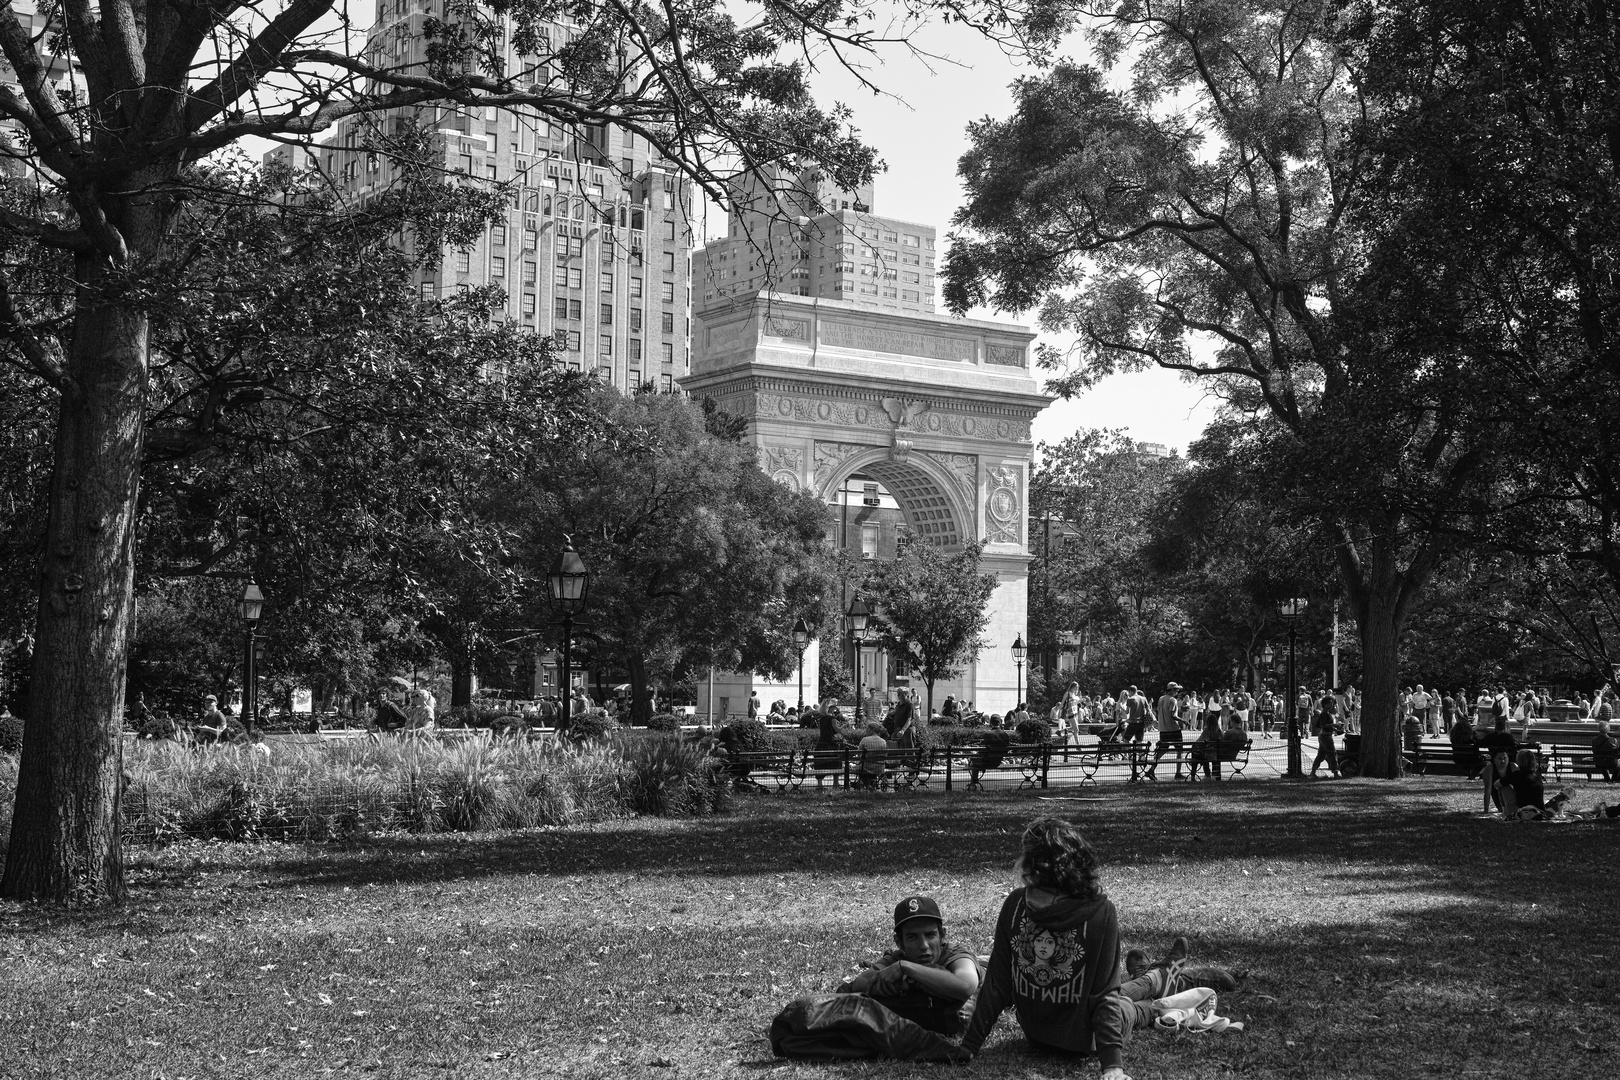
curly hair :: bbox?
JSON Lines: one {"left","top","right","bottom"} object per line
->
{"left": 1017, "top": 816, "right": 1103, "bottom": 900}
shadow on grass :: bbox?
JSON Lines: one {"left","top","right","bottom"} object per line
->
{"left": 118, "top": 777, "right": 1619, "bottom": 910}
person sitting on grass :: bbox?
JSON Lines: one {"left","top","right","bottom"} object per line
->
{"left": 837, "top": 896, "right": 981, "bottom": 1036}
{"left": 1498, "top": 749, "right": 1573, "bottom": 820}
{"left": 960, "top": 817, "right": 1244, "bottom": 1077}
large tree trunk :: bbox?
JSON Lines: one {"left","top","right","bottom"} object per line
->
{"left": 626, "top": 651, "right": 653, "bottom": 726}
{"left": 1339, "top": 532, "right": 1423, "bottom": 780}
{"left": 2, "top": 283, "right": 148, "bottom": 905}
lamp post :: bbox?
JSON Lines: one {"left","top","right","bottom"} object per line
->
{"left": 847, "top": 595, "right": 870, "bottom": 721}
{"left": 1280, "top": 598, "right": 1308, "bottom": 777}
{"left": 238, "top": 580, "right": 264, "bottom": 731}
{"left": 1012, "top": 634, "right": 1026, "bottom": 711}
{"left": 548, "top": 540, "right": 590, "bottom": 736}
{"left": 792, "top": 618, "right": 813, "bottom": 711}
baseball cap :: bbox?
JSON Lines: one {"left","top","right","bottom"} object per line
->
{"left": 893, "top": 895, "right": 943, "bottom": 930}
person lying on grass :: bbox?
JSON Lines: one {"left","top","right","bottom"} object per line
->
{"left": 837, "top": 896, "right": 981, "bottom": 1036}
{"left": 959, "top": 816, "right": 1243, "bottom": 1079}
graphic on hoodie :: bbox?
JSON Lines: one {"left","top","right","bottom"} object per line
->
{"left": 1010, "top": 911, "right": 1086, "bottom": 1002}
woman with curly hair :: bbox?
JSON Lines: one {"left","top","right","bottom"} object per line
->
{"left": 959, "top": 816, "right": 1237, "bottom": 1079}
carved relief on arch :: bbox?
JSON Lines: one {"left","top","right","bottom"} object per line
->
{"left": 760, "top": 444, "right": 804, "bottom": 492}
{"left": 986, "top": 465, "right": 1022, "bottom": 545}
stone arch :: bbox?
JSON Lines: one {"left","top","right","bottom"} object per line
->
{"left": 815, "top": 445, "right": 975, "bottom": 547}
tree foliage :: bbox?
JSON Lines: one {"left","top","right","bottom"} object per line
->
{"left": 943, "top": 0, "right": 1511, "bottom": 776}
{"left": 521, "top": 389, "right": 838, "bottom": 724}
{"left": 863, "top": 533, "right": 999, "bottom": 717}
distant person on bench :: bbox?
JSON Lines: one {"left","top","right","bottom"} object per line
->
{"left": 1593, "top": 720, "right": 1619, "bottom": 783}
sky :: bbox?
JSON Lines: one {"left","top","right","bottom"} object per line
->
{"left": 701, "top": 16, "right": 1219, "bottom": 456}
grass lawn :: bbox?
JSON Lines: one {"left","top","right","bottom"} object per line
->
{"left": 3, "top": 777, "right": 1618, "bottom": 1079}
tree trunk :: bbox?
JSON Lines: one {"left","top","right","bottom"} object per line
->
{"left": 627, "top": 652, "right": 653, "bottom": 726}
{"left": 2, "top": 286, "right": 148, "bottom": 906}
{"left": 450, "top": 656, "right": 475, "bottom": 709}
{"left": 1344, "top": 540, "right": 1410, "bottom": 780}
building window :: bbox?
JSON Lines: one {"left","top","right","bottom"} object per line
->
{"left": 492, "top": 224, "right": 507, "bottom": 246}
{"left": 568, "top": 267, "right": 583, "bottom": 289}
{"left": 660, "top": 373, "right": 674, "bottom": 392}
{"left": 629, "top": 338, "right": 642, "bottom": 360}
{"left": 567, "top": 330, "right": 581, "bottom": 351}
{"left": 835, "top": 260, "right": 854, "bottom": 273}
{"left": 420, "top": 281, "right": 435, "bottom": 299}
{"left": 569, "top": 298, "right": 581, "bottom": 319}
{"left": 599, "top": 271, "right": 614, "bottom": 292}
{"left": 455, "top": 249, "right": 471, "bottom": 273}
{"left": 600, "top": 302, "right": 613, "bottom": 325}
{"left": 630, "top": 309, "right": 642, "bottom": 332}
{"left": 660, "top": 281, "right": 674, "bottom": 302}
{"left": 523, "top": 260, "right": 537, "bottom": 283}
{"left": 628, "top": 368, "right": 641, "bottom": 387}
{"left": 883, "top": 231, "right": 897, "bottom": 243}
{"left": 903, "top": 252, "right": 921, "bottom": 266}
{"left": 861, "top": 522, "right": 879, "bottom": 560}
{"left": 554, "top": 295, "right": 569, "bottom": 319}
{"left": 522, "top": 292, "right": 536, "bottom": 314}
{"left": 661, "top": 342, "right": 673, "bottom": 364}
{"left": 664, "top": 219, "right": 676, "bottom": 240}
{"left": 903, "top": 272, "right": 919, "bottom": 284}
{"left": 491, "top": 256, "right": 505, "bottom": 277}
{"left": 630, "top": 276, "right": 643, "bottom": 297}
{"left": 903, "top": 234, "right": 920, "bottom": 247}
{"left": 598, "top": 334, "right": 613, "bottom": 356}
{"left": 660, "top": 310, "right": 674, "bottom": 334}
{"left": 662, "top": 251, "right": 675, "bottom": 272}
{"left": 902, "top": 289, "right": 919, "bottom": 302}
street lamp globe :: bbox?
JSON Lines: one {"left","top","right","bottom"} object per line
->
{"left": 548, "top": 541, "right": 590, "bottom": 614}
{"left": 1261, "top": 643, "right": 1275, "bottom": 667}
{"left": 792, "top": 618, "right": 811, "bottom": 650}
{"left": 1011, "top": 635, "right": 1027, "bottom": 663}
{"left": 238, "top": 580, "right": 264, "bottom": 623}
{"left": 846, "top": 595, "right": 870, "bottom": 635}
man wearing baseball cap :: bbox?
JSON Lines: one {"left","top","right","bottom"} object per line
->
{"left": 837, "top": 895, "right": 982, "bottom": 1036}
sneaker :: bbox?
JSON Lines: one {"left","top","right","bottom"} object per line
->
{"left": 1125, "top": 948, "right": 1149, "bottom": 979}
{"left": 1154, "top": 936, "right": 1189, "bottom": 971}
{"left": 1179, "top": 965, "right": 1240, "bottom": 993}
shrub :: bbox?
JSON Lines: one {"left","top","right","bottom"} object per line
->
{"left": 1016, "top": 716, "right": 1055, "bottom": 743}
{"left": 723, "top": 718, "right": 770, "bottom": 753}
{"left": 0, "top": 714, "right": 23, "bottom": 755}
{"left": 489, "top": 714, "right": 529, "bottom": 739}
{"left": 645, "top": 712, "right": 682, "bottom": 733}
{"left": 568, "top": 708, "right": 618, "bottom": 742}
{"left": 621, "top": 735, "right": 732, "bottom": 817}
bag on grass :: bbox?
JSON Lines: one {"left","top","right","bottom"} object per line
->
{"left": 769, "top": 993, "right": 970, "bottom": 1062}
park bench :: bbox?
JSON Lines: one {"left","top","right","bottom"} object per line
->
{"left": 933, "top": 742, "right": 1048, "bottom": 790}
{"left": 1402, "top": 740, "right": 1465, "bottom": 776}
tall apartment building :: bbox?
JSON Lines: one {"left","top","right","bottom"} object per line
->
{"left": 692, "top": 164, "right": 938, "bottom": 315}
{"left": 265, "top": 1, "right": 696, "bottom": 391}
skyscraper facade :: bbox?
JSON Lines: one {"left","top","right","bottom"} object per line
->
{"left": 265, "top": 2, "right": 697, "bottom": 391}
{"left": 692, "top": 164, "right": 939, "bottom": 315}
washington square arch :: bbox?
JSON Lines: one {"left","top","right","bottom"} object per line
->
{"left": 682, "top": 291, "right": 1050, "bottom": 719}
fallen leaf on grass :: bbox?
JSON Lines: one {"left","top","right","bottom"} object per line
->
{"left": 649, "top": 1057, "right": 676, "bottom": 1068}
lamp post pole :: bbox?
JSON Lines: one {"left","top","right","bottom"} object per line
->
{"left": 238, "top": 581, "right": 264, "bottom": 732}
{"left": 792, "top": 618, "right": 812, "bottom": 712}
{"left": 1012, "top": 634, "right": 1026, "bottom": 712}
{"left": 847, "top": 596, "right": 870, "bottom": 722}
{"left": 1280, "top": 598, "right": 1308, "bottom": 777}
{"left": 548, "top": 541, "right": 590, "bottom": 737}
